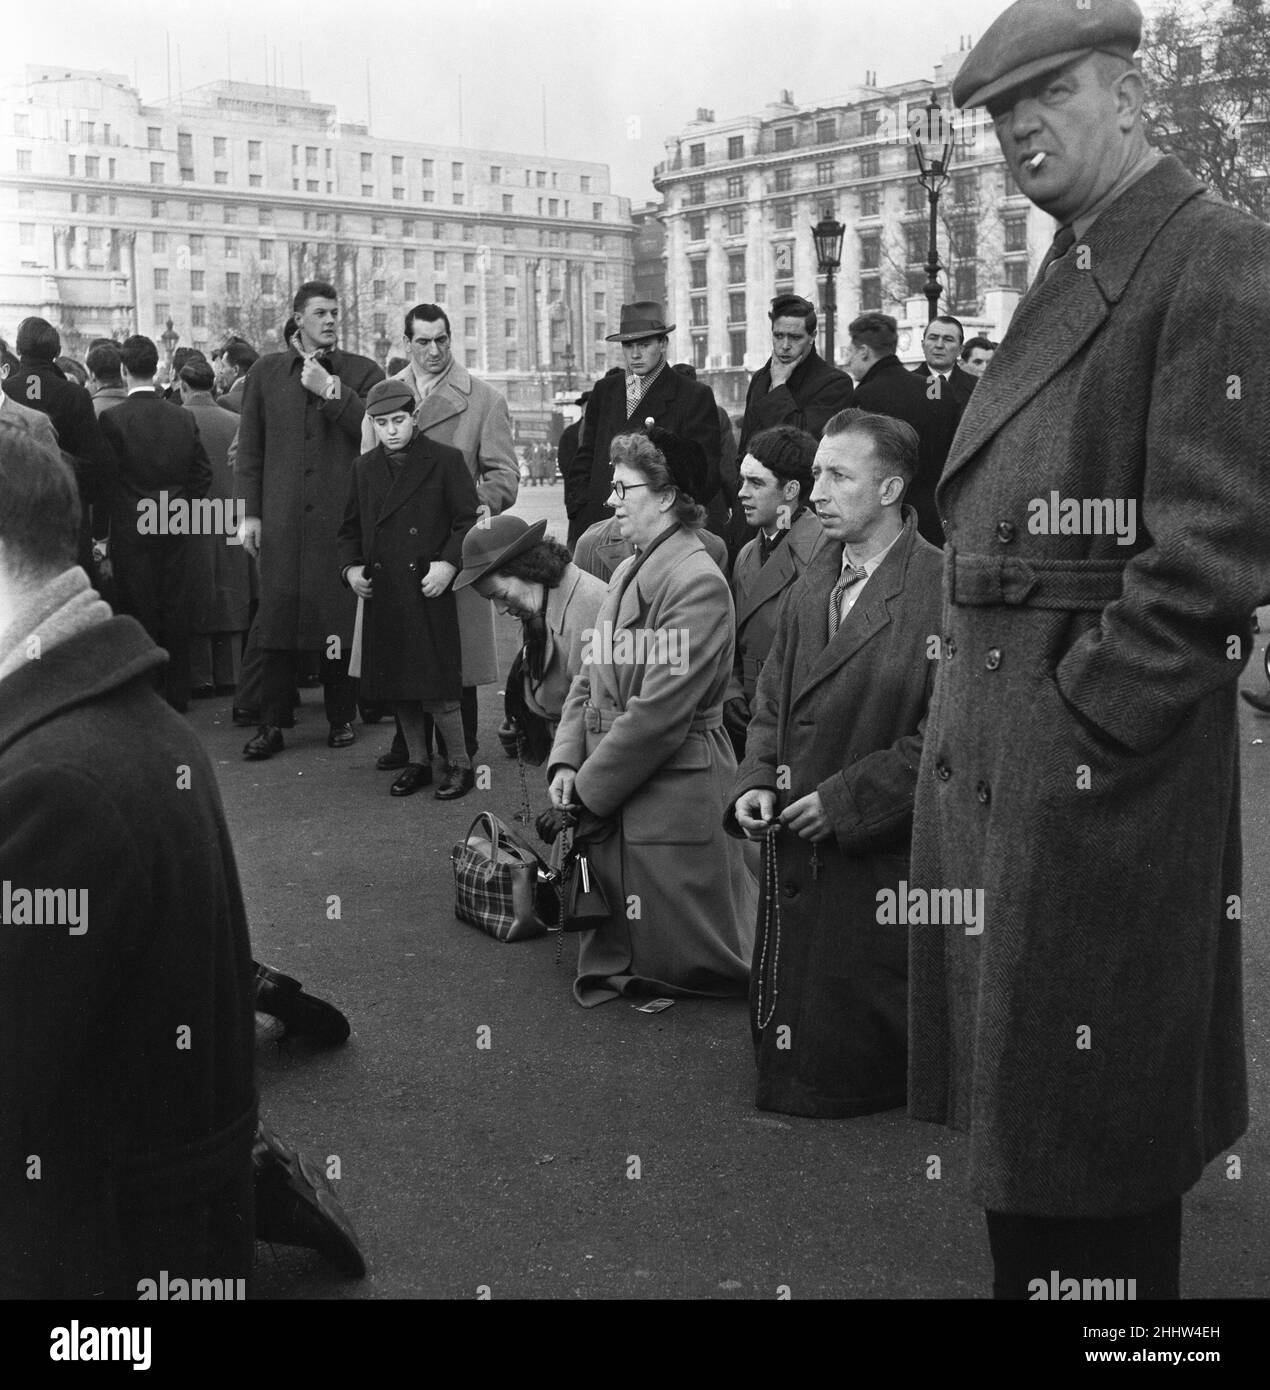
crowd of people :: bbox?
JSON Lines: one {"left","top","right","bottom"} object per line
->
{"left": 2, "top": 0, "right": 1268, "bottom": 1303}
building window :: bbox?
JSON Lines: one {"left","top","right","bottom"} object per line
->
{"left": 1003, "top": 259, "right": 1029, "bottom": 291}
{"left": 905, "top": 224, "right": 927, "bottom": 263}
{"left": 13, "top": 113, "right": 29, "bottom": 137}
{"left": 729, "top": 330, "right": 747, "bottom": 367}
{"left": 774, "top": 126, "right": 795, "bottom": 151}
{"left": 373, "top": 280, "right": 386, "bottom": 299}
{"left": 728, "top": 292, "right": 746, "bottom": 324}
{"left": 773, "top": 203, "right": 792, "bottom": 230}
{"left": 190, "top": 270, "right": 205, "bottom": 291}
{"left": 214, "top": 171, "right": 229, "bottom": 185}
{"left": 260, "top": 239, "right": 273, "bottom": 259}
{"left": 594, "top": 265, "right": 605, "bottom": 280}
{"left": 907, "top": 182, "right": 926, "bottom": 213}
{"left": 728, "top": 250, "right": 746, "bottom": 283}
{"left": 190, "top": 305, "right": 206, "bottom": 327}
{"left": 154, "top": 269, "right": 169, "bottom": 290}
{"left": 150, "top": 162, "right": 165, "bottom": 184}
{"left": 180, "top": 167, "right": 195, "bottom": 182}
{"left": 860, "top": 186, "right": 880, "bottom": 218}
{"left": 463, "top": 224, "right": 475, "bottom": 241}
{"left": 404, "top": 281, "right": 416, "bottom": 299}
{"left": 727, "top": 135, "right": 745, "bottom": 160}
{"left": 536, "top": 170, "right": 547, "bottom": 188}
{"left": 592, "top": 202, "right": 603, "bottom": 220}
{"left": 956, "top": 265, "right": 978, "bottom": 308}
{"left": 503, "top": 194, "right": 514, "bottom": 213}
{"left": 209, "top": 136, "right": 226, "bottom": 159}
{"left": 464, "top": 286, "right": 477, "bottom": 306}
{"left": 372, "top": 247, "right": 385, "bottom": 269}
{"left": 952, "top": 172, "right": 977, "bottom": 206}
{"left": 689, "top": 258, "right": 708, "bottom": 289}
{"left": 361, "top": 153, "right": 373, "bottom": 173}
{"left": 1003, "top": 215, "right": 1028, "bottom": 253}
{"left": 83, "top": 156, "right": 100, "bottom": 179}
{"left": 188, "top": 203, "right": 203, "bottom": 221}
{"left": 154, "top": 303, "right": 170, "bottom": 324}
{"left": 465, "top": 350, "right": 477, "bottom": 367}
{"left": 860, "top": 151, "right": 879, "bottom": 178}
{"left": 816, "top": 117, "right": 837, "bottom": 144}
{"left": 689, "top": 142, "right": 706, "bottom": 167}
{"left": 86, "top": 195, "right": 102, "bottom": 214}
{"left": 860, "top": 276, "right": 882, "bottom": 311}
{"left": 435, "top": 282, "right": 447, "bottom": 300}
{"left": 504, "top": 257, "right": 516, "bottom": 274}
{"left": 504, "top": 349, "right": 517, "bottom": 371}
{"left": 391, "top": 155, "right": 403, "bottom": 176}
{"left": 19, "top": 223, "right": 35, "bottom": 246}
{"left": 503, "top": 287, "right": 516, "bottom": 309}
{"left": 225, "top": 272, "right": 240, "bottom": 296}
{"left": 692, "top": 335, "right": 708, "bottom": 369}
{"left": 691, "top": 296, "right": 708, "bottom": 327}
{"left": 548, "top": 198, "right": 558, "bottom": 216}
{"left": 774, "top": 167, "right": 793, "bottom": 193}
{"left": 421, "top": 159, "right": 434, "bottom": 177}
{"left": 580, "top": 174, "right": 592, "bottom": 192}
{"left": 225, "top": 237, "right": 238, "bottom": 258}
{"left": 465, "top": 317, "right": 477, "bottom": 337}
{"left": 68, "top": 154, "right": 77, "bottom": 177}
{"left": 362, "top": 185, "right": 374, "bottom": 197}
{"left": 151, "top": 200, "right": 167, "bottom": 218}
{"left": 726, "top": 174, "right": 745, "bottom": 199}
{"left": 954, "top": 220, "right": 978, "bottom": 258}
{"left": 402, "top": 249, "right": 416, "bottom": 270}
{"left": 261, "top": 274, "right": 275, "bottom": 295}
{"left": 452, "top": 161, "right": 464, "bottom": 180}
{"left": 434, "top": 251, "right": 447, "bottom": 271}
{"left": 148, "top": 127, "right": 163, "bottom": 149}
{"left": 726, "top": 207, "right": 746, "bottom": 236}
{"left": 258, "top": 206, "right": 273, "bottom": 225}
{"left": 461, "top": 253, "right": 475, "bottom": 272}
{"left": 17, "top": 188, "right": 32, "bottom": 208}
{"left": 223, "top": 205, "right": 237, "bottom": 224}
{"left": 687, "top": 214, "right": 706, "bottom": 241}
{"left": 686, "top": 180, "right": 707, "bottom": 206}
{"left": 816, "top": 160, "right": 834, "bottom": 186}
{"left": 247, "top": 140, "right": 261, "bottom": 162}
{"left": 859, "top": 231, "right": 880, "bottom": 270}
{"left": 189, "top": 234, "right": 204, "bottom": 254}
{"left": 403, "top": 220, "right": 415, "bottom": 238}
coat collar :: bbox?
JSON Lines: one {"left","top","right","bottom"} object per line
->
{"left": 940, "top": 156, "right": 1206, "bottom": 493}
{"left": 792, "top": 508, "right": 920, "bottom": 704}
{"left": 545, "top": 563, "right": 586, "bottom": 637}
{"left": 858, "top": 354, "right": 906, "bottom": 387}
{"left": 367, "top": 434, "right": 442, "bottom": 530}
{"left": 0, "top": 616, "right": 163, "bottom": 756}
{"left": 735, "top": 507, "right": 825, "bottom": 628}
{"left": 613, "top": 524, "right": 704, "bottom": 631}
{"left": 398, "top": 360, "right": 476, "bottom": 432}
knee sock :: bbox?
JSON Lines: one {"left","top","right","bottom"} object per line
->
{"left": 425, "top": 702, "right": 470, "bottom": 770}
{"left": 395, "top": 702, "right": 430, "bottom": 765}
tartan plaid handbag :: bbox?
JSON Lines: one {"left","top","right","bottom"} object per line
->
{"left": 451, "top": 810, "right": 558, "bottom": 943}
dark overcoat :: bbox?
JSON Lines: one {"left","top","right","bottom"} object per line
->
{"left": 737, "top": 348, "right": 856, "bottom": 455}
{"left": 565, "top": 367, "right": 722, "bottom": 541}
{"left": 726, "top": 511, "right": 943, "bottom": 1117}
{"left": 853, "top": 355, "right": 946, "bottom": 546}
{"left": 909, "top": 157, "right": 1270, "bottom": 1216}
{"left": 234, "top": 347, "right": 382, "bottom": 650}
{"left": 0, "top": 614, "right": 256, "bottom": 1297}
{"left": 336, "top": 431, "right": 479, "bottom": 703}
{"left": 183, "top": 392, "right": 251, "bottom": 634}
{"left": 550, "top": 525, "right": 756, "bottom": 1006}
{"left": 727, "top": 506, "right": 828, "bottom": 704}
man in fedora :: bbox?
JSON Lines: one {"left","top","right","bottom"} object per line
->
{"left": 564, "top": 301, "right": 720, "bottom": 547}
{"left": 907, "top": 0, "right": 1270, "bottom": 1299}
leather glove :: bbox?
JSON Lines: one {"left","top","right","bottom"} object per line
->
{"left": 536, "top": 804, "right": 577, "bottom": 845}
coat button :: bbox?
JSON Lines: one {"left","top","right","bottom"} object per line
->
{"left": 782, "top": 882, "right": 800, "bottom": 900}
{"left": 935, "top": 759, "right": 952, "bottom": 781}
{"left": 409, "top": 526, "right": 418, "bottom": 535}
{"left": 373, "top": 562, "right": 382, "bottom": 570}
{"left": 408, "top": 561, "right": 417, "bottom": 571}
{"left": 985, "top": 648, "right": 1002, "bottom": 670}
{"left": 975, "top": 780, "right": 991, "bottom": 805}
{"left": 996, "top": 520, "right": 1015, "bottom": 543}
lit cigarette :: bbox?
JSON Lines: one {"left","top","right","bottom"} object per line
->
{"left": 1027, "top": 152, "right": 1047, "bottom": 171}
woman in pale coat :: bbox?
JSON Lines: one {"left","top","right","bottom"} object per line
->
{"left": 548, "top": 429, "right": 755, "bottom": 1007}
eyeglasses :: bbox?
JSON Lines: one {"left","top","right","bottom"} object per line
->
{"left": 610, "top": 481, "right": 653, "bottom": 501}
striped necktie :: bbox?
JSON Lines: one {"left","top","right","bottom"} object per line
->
{"left": 1033, "top": 224, "right": 1076, "bottom": 286}
{"left": 828, "top": 564, "right": 868, "bottom": 638}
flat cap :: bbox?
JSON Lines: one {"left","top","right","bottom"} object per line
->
{"left": 953, "top": 0, "right": 1143, "bottom": 110}
{"left": 365, "top": 378, "right": 416, "bottom": 416}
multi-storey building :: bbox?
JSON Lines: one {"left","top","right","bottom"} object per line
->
{"left": 0, "top": 65, "right": 635, "bottom": 431}
{"left": 654, "top": 49, "right": 1052, "bottom": 410}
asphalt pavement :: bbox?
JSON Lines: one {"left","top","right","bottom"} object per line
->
{"left": 199, "top": 483, "right": 1269, "bottom": 1299}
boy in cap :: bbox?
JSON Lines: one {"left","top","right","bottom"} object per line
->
{"left": 337, "top": 379, "right": 480, "bottom": 799}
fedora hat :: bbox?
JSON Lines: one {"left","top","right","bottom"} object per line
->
{"left": 605, "top": 301, "right": 676, "bottom": 343}
{"left": 452, "top": 515, "right": 549, "bottom": 591}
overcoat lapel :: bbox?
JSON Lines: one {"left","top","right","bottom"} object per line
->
{"left": 736, "top": 538, "right": 795, "bottom": 628}
{"left": 368, "top": 442, "right": 440, "bottom": 534}
{"left": 413, "top": 367, "right": 470, "bottom": 433}
{"left": 940, "top": 159, "right": 1207, "bottom": 493}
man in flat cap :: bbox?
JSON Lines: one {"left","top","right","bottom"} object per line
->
{"left": 908, "top": 0, "right": 1270, "bottom": 1298}
{"left": 564, "top": 301, "right": 720, "bottom": 547}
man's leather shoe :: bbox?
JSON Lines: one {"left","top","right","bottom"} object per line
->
{"left": 233, "top": 706, "right": 260, "bottom": 727}
{"left": 390, "top": 763, "right": 433, "bottom": 797}
{"left": 244, "top": 725, "right": 284, "bottom": 759}
{"left": 253, "top": 1122, "right": 366, "bottom": 1278}
{"left": 376, "top": 732, "right": 409, "bottom": 770}
{"left": 327, "top": 722, "right": 356, "bottom": 748}
{"left": 435, "top": 764, "right": 475, "bottom": 800}
{"left": 254, "top": 962, "right": 350, "bottom": 1046}
{"left": 1241, "top": 688, "right": 1270, "bottom": 714}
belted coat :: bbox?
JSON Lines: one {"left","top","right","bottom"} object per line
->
{"left": 359, "top": 361, "right": 519, "bottom": 686}
{"left": 549, "top": 524, "right": 756, "bottom": 1007}
{"left": 909, "top": 157, "right": 1270, "bottom": 1216}
{"left": 336, "top": 432, "right": 479, "bottom": 703}
{"left": 234, "top": 347, "right": 383, "bottom": 651}
{"left": 725, "top": 511, "right": 943, "bottom": 1117}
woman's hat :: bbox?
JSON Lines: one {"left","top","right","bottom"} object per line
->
{"left": 646, "top": 422, "right": 708, "bottom": 504}
{"left": 453, "top": 515, "right": 549, "bottom": 591}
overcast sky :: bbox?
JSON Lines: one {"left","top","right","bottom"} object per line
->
{"left": 8, "top": 0, "right": 1162, "bottom": 203}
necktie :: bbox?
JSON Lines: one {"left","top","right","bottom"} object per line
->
{"left": 828, "top": 564, "right": 868, "bottom": 638}
{"left": 1034, "top": 224, "right": 1076, "bottom": 286}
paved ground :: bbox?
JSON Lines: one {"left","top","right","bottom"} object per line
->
{"left": 202, "top": 485, "right": 1269, "bottom": 1299}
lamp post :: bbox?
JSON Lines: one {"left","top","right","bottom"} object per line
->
{"left": 160, "top": 317, "right": 180, "bottom": 380}
{"left": 910, "top": 91, "right": 956, "bottom": 326}
{"left": 810, "top": 208, "right": 846, "bottom": 366}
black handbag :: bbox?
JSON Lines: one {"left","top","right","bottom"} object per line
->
{"left": 557, "top": 827, "right": 612, "bottom": 933}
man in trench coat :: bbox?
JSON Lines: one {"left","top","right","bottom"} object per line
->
{"left": 235, "top": 281, "right": 382, "bottom": 758}
{"left": 908, "top": 0, "right": 1270, "bottom": 1298}
{"left": 728, "top": 412, "right": 941, "bottom": 1117}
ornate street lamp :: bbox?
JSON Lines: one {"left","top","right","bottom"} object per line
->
{"left": 160, "top": 318, "right": 180, "bottom": 378}
{"left": 910, "top": 91, "right": 957, "bottom": 326}
{"left": 810, "top": 208, "right": 846, "bottom": 366}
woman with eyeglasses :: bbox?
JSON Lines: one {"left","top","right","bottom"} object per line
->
{"left": 547, "top": 428, "right": 756, "bottom": 1007}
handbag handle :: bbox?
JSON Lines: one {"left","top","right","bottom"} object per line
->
{"left": 464, "top": 809, "right": 553, "bottom": 879}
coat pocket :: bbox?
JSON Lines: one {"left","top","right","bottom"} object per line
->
{"left": 621, "top": 733, "right": 716, "bottom": 845}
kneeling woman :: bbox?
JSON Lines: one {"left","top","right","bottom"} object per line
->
{"left": 548, "top": 429, "right": 756, "bottom": 1007}
{"left": 337, "top": 379, "right": 480, "bottom": 799}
